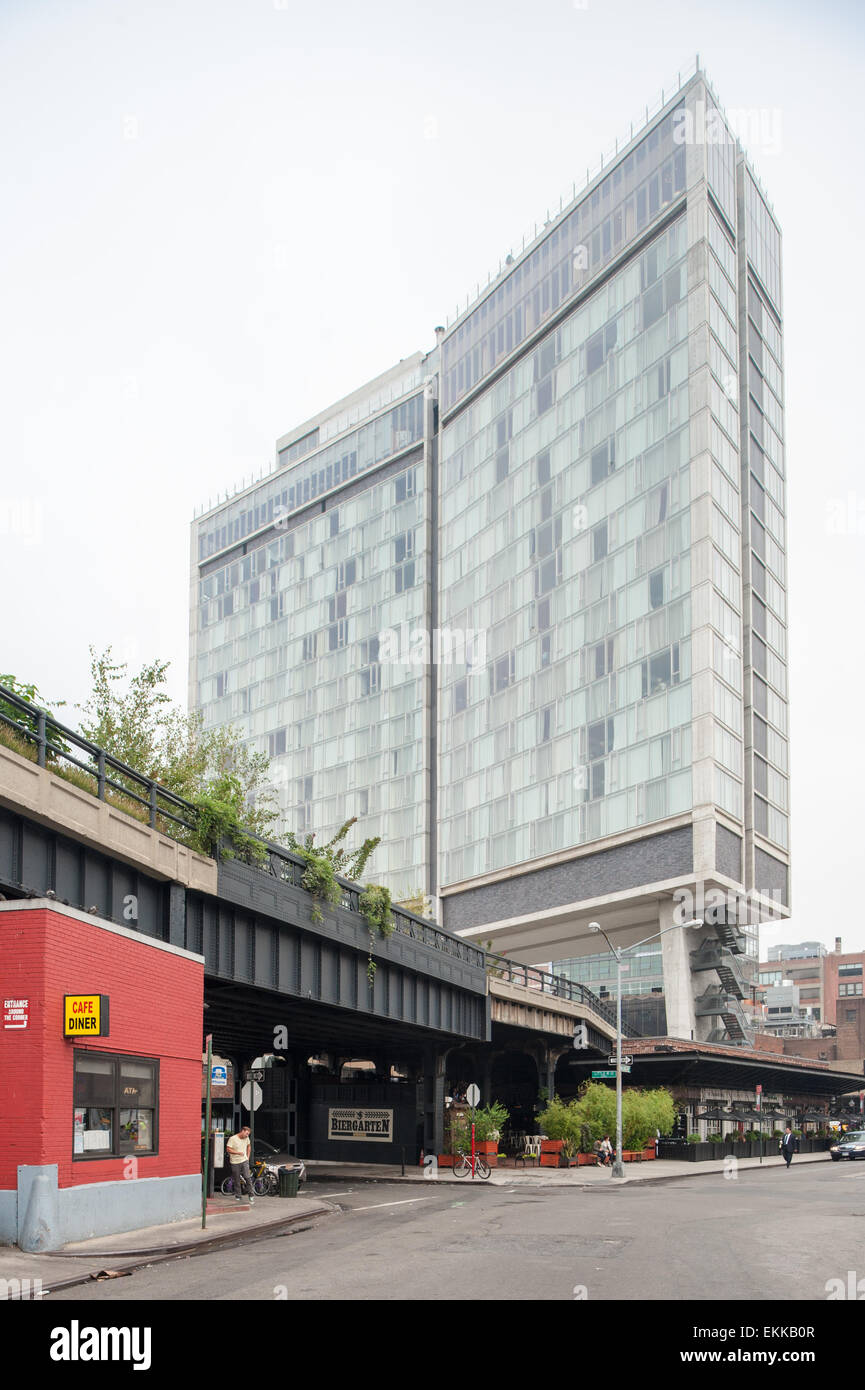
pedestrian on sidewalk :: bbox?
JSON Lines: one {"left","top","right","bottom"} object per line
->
{"left": 226, "top": 1125, "right": 255, "bottom": 1204}
{"left": 779, "top": 1125, "right": 797, "bottom": 1169}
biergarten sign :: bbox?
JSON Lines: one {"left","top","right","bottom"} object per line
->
{"left": 328, "top": 1108, "right": 393, "bottom": 1142}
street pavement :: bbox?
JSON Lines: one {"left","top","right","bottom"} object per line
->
{"left": 34, "top": 1157, "right": 865, "bottom": 1303}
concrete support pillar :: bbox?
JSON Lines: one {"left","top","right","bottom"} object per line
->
{"left": 422, "top": 1047, "right": 449, "bottom": 1157}
{"left": 660, "top": 897, "right": 698, "bottom": 1040}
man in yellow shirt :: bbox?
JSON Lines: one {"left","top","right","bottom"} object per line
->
{"left": 226, "top": 1126, "right": 254, "bottom": 1204}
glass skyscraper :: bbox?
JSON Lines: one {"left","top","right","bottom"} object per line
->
{"left": 190, "top": 65, "right": 789, "bottom": 1043}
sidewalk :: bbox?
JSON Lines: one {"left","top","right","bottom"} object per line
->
{"left": 302, "top": 1150, "right": 832, "bottom": 1187}
{"left": 0, "top": 1192, "right": 334, "bottom": 1298}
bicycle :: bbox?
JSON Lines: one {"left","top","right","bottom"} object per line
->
{"left": 220, "top": 1158, "right": 278, "bottom": 1197}
{"left": 453, "top": 1148, "right": 491, "bottom": 1180}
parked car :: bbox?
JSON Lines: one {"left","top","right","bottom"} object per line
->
{"left": 253, "top": 1137, "right": 307, "bottom": 1183}
{"left": 829, "top": 1130, "right": 865, "bottom": 1161}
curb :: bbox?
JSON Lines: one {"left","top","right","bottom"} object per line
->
{"left": 305, "top": 1154, "right": 832, "bottom": 1189}
{"left": 12, "top": 1204, "right": 336, "bottom": 1299}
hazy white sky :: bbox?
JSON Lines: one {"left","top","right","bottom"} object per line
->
{"left": 1, "top": 0, "right": 863, "bottom": 952}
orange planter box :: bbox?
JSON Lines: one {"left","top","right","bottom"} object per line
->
{"left": 540, "top": 1140, "right": 563, "bottom": 1153}
{"left": 437, "top": 1154, "right": 454, "bottom": 1168}
{"left": 474, "top": 1141, "right": 498, "bottom": 1167}
{"left": 540, "top": 1153, "right": 562, "bottom": 1167}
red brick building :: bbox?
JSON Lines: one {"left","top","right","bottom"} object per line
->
{"left": 0, "top": 899, "right": 204, "bottom": 1251}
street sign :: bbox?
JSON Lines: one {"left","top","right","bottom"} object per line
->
{"left": 244, "top": 1068, "right": 265, "bottom": 1083}
{"left": 211, "top": 1065, "right": 228, "bottom": 1086}
{"left": 592, "top": 1068, "right": 631, "bottom": 1078}
{"left": 3, "top": 998, "right": 28, "bottom": 1029}
{"left": 608, "top": 1056, "right": 632, "bottom": 1067}
{"left": 240, "top": 1081, "right": 263, "bottom": 1112}
{"left": 466, "top": 1083, "right": 480, "bottom": 1108}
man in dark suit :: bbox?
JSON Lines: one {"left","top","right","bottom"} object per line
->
{"left": 780, "top": 1125, "right": 797, "bottom": 1169}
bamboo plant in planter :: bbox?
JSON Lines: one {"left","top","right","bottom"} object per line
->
{"left": 452, "top": 1101, "right": 509, "bottom": 1167}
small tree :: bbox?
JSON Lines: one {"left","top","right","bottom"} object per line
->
{"left": 77, "top": 647, "right": 278, "bottom": 852}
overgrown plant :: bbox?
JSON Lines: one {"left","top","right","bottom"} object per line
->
{"left": 281, "top": 818, "right": 381, "bottom": 882}
{"left": 192, "top": 774, "right": 268, "bottom": 863}
{"left": 77, "top": 647, "right": 278, "bottom": 849}
{"left": 359, "top": 884, "right": 394, "bottom": 986}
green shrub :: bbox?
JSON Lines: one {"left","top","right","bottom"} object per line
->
{"left": 453, "top": 1101, "right": 510, "bottom": 1149}
{"left": 686, "top": 1133, "right": 702, "bottom": 1144}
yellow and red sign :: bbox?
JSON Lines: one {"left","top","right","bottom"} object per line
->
{"left": 63, "top": 994, "right": 110, "bottom": 1037}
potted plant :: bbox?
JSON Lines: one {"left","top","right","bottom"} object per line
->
{"left": 536, "top": 1096, "right": 575, "bottom": 1165}
{"left": 454, "top": 1102, "right": 508, "bottom": 1167}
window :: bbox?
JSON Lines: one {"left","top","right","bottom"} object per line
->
{"left": 268, "top": 728, "right": 287, "bottom": 757}
{"left": 591, "top": 438, "right": 615, "bottom": 487}
{"left": 649, "top": 568, "right": 665, "bottom": 610}
{"left": 592, "top": 521, "right": 608, "bottom": 562}
{"left": 395, "top": 469, "right": 416, "bottom": 503}
{"left": 337, "top": 558, "right": 356, "bottom": 588}
{"left": 540, "top": 705, "right": 553, "bottom": 742}
{"left": 641, "top": 645, "right": 679, "bottom": 696}
{"left": 394, "top": 532, "right": 415, "bottom": 564}
{"left": 74, "top": 1052, "right": 158, "bottom": 1158}
{"left": 490, "top": 653, "right": 515, "bottom": 694}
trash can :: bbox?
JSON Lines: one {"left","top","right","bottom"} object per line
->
{"left": 278, "top": 1166, "right": 300, "bottom": 1198}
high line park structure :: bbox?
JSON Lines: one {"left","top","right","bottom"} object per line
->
{"left": 191, "top": 62, "right": 790, "bottom": 1048}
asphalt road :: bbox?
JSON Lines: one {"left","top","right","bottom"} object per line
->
{"left": 46, "top": 1161, "right": 865, "bottom": 1303}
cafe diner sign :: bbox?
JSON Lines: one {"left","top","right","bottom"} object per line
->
{"left": 328, "top": 1108, "right": 393, "bottom": 1142}
{"left": 64, "top": 994, "right": 110, "bottom": 1037}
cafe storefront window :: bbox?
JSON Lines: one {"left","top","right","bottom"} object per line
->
{"left": 73, "top": 1052, "right": 159, "bottom": 1158}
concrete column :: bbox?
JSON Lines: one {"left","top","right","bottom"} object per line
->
{"left": 660, "top": 897, "right": 698, "bottom": 1040}
{"left": 422, "top": 1047, "right": 448, "bottom": 1157}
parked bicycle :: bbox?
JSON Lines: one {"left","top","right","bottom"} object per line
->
{"left": 453, "top": 1147, "right": 491, "bottom": 1180}
{"left": 220, "top": 1158, "right": 278, "bottom": 1197}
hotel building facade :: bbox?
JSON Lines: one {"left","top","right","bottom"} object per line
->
{"left": 190, "top": 65, "right": 790, "bottom": 1045}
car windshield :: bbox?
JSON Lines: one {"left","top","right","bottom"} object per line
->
{"left": 841, "top": 1132, "right": 865, "bottom": 1143}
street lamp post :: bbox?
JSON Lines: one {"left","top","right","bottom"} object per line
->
{"left": 589, "top": 916, "right": 703, "bottom": 1178}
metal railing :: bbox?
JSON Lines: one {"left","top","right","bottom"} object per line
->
{"left": 0, "top": 681, "right": 616, "bottom": 986}
{"left": 245, "top": 837, "right": 486, "bottom": 970}
{"left": 485, "top": 953, "right": 639, "bottom": 1036}
{"left": 0, "top": 683, "right": 198, "bottom": 839}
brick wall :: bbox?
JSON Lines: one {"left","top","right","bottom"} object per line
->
{"left": 0, "top": 905, "right": 203, "bottom": 1190}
